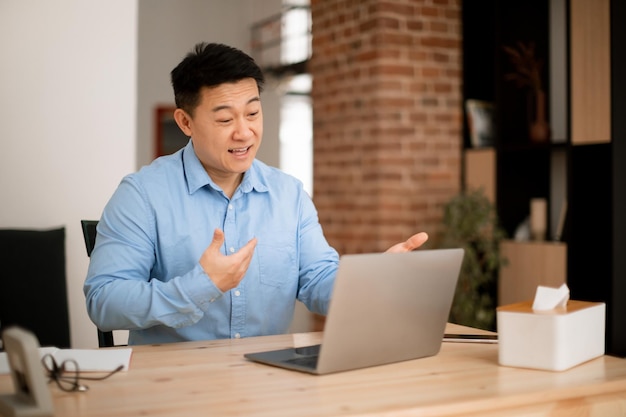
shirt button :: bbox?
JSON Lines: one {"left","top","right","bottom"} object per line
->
{"left": 234, "top": 290, "right": 241, "bottom": 297}
{"left": 228, "top": 204, "right": 234, "bottom": 210}
{"left": 229, "top": 247, "right": 235, "bottom": 253}
{"left": 234, "top": 333, "right": 241, "bottom": 339}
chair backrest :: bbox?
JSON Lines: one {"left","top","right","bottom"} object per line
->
{"left": 0, "top": 227, "right": 71, "bottom": 348}
{"left": 80, "top": 220, "right": 116, "bottom": 348}
{"left": 80, "top": 220, "right": 98, "bottom": 257}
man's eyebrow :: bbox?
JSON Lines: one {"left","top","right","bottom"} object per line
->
{"left": 211, "top": 96, "right": 261, "bottom": 113}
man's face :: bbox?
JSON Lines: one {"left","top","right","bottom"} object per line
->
{"left": 175, "top": 78, "right": 263, "bottom": 181}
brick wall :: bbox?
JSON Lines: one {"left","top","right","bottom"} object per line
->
{"left": 309, "top": 0, "right": 462, "bottom": 255}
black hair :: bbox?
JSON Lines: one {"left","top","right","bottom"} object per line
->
{"left": 170, "top": 42, "right": 265, "bottom": 116}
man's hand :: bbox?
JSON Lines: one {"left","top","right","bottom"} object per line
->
{"left": 385, "top": 232, "right": 428, "bottom": 253}
{"left": 199, "top": 229, "right": 257, "bottom": 292}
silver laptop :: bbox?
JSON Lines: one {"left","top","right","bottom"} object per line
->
{"left": 244, "top": 248, "right": 464, "bottom": 375}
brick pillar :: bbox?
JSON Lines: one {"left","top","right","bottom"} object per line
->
{"left": 309, "top": 0, "right": 462, "bottom": 255}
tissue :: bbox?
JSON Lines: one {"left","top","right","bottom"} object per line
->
{"left": 532, "top": 283, "right": 569, "bottom": 310}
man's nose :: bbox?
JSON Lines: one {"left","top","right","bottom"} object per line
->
{"left": 233, "top": 118, "right": 253, "bottom": 139}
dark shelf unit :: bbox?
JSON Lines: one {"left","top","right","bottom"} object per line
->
{"left": 610, "top": 0, "right": 626, "bottom": 357}
{"left": 462, "top": 0, "right": 626, "bottom": 357}
{"left": 463, "top": 0, "right": 556, "bottom": 237}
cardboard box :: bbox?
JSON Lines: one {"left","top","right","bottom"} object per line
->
{"left": 496, "top": 300, "right": 606, "bottom": 371}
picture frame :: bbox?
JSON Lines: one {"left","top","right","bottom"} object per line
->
{"left": 0, "top": 327, "right": 54, "bottom": 417}
{"left": 465, "top": 99, "right": 494, "bottom": 148}
{"left": 154, "top": 106, "right": 190, "bottom": 158}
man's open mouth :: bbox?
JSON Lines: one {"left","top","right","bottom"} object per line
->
{"left": 228, "top": 145, "right": 251, "bottom": 155}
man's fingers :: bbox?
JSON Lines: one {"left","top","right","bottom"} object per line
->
{"left": 241, "top": 237, "right": 258, "bottom": 257}
{"left": 208, "top": 228, "right": 225, "bottom": 251}
{"left": 405, "top": 232, "right": 428, "bottom": 250}
{"left": 385, "top": 232, "right": 429, "bottom": 253}
{"left": 199, "top": 231, "right": 258, "bottom": 292}
{"left": 231, "top": 237, "right": 257, "bottom": 265}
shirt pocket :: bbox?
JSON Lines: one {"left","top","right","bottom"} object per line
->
{"left": 256, "top": 234, "right": 297, "bottom": 287}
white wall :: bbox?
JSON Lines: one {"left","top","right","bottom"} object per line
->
{"left": 0, "top": 1, "right": 138, "bottom": 348}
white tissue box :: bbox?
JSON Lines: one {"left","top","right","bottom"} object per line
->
{"left": 496, "top": 300, "right": 606, "bottom": 371}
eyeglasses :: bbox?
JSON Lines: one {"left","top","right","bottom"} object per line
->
{"left": 41, "top": 353, "right": 124, "bottom": 392}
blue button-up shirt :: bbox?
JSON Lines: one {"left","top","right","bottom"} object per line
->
{"left": 84, "top": 141, "right": 339, "bottom": 345}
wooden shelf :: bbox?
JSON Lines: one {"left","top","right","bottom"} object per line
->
{"left": 499, "top": 240, "right": 567, "bottom": 306}
{"left": 570, "top": 0, "right": 611, "bottom": 144}
{"left": 464, "top": 148, "right": 496, "bottom": 203}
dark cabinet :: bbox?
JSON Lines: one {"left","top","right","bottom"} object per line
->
{"left": 462, "top": 0, "right": 625, "bottom": 357}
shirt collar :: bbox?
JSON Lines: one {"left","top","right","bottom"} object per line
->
{"left": 182, "top": 140, "right": 269, "bottom": 195}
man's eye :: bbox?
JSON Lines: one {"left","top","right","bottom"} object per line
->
{"left": 248, "top": 111, "right": 259, "bottom": 117}
{"left": 218, "top": 119, "right": 232, "bottom": 124}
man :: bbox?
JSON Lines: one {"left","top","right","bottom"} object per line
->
{"left": 84, "top": 42, "right": 428, "bottom": 345}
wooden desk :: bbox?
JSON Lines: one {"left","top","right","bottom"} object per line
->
{"left": 1, "top": 324, "right": 625, "bottom": 417}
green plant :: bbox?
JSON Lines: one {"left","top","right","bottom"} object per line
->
{"left": 438, "top": 188, "right": 507, "bottom": 331}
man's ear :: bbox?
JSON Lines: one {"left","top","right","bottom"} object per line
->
{"left": 173, "top": 108, "right": 193, "bottom": 137}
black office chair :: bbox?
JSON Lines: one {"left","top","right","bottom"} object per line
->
{"left": 81, "top": 220, "right": 116, "bottom": 348}
{"left": 0, "top": 227, "right": 71, "bottom": 348}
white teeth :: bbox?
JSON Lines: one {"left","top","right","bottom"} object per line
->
{"left": 229, "top": 146, "right": 249, "bottom": 153}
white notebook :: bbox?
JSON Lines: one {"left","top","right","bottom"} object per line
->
{"left": 0, "top": 347, "right": 132, "bottom": 374}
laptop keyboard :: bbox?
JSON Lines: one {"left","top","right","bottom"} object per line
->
{"left": 285, "top": 355, "right": 319, "bottom": 369}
